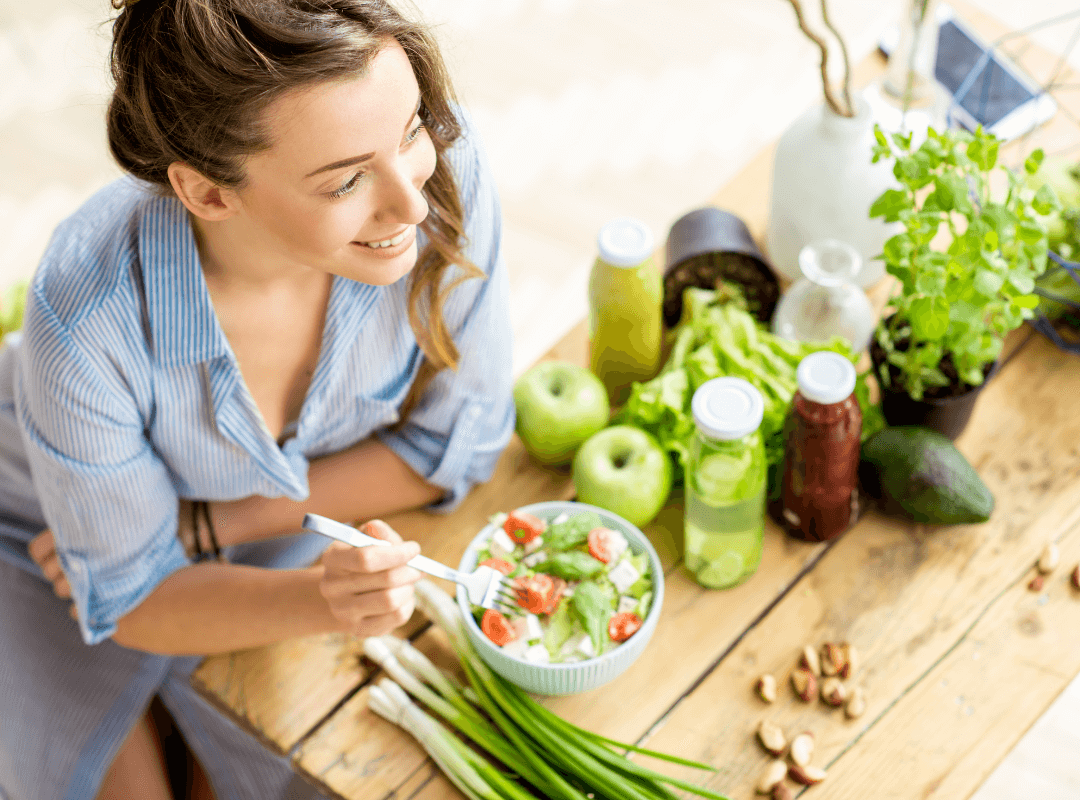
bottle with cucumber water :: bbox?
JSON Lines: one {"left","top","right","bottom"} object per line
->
{"left": 684, "top": 377, "right": 767, "bottom": 589}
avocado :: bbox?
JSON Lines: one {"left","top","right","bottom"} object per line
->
{"left": 860, "top": 427, "right": 994, "bottom": 524}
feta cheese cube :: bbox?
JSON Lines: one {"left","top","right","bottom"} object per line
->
{"left": 604, "top": 531, "right": 629, "bottom": 563}
{"left": 501, "top": 637, "right": 528, "bottom": 659}
{"left": 511, "top": 613, "right": 543, "bottom": 642}
{"left": 489, "top": 529, "right": 516, "bottom": 559}
{"left": 524, "top": 643, "right": 550, "bottom": 663}
{"left": 617, "top": 595, "right": 639, "bottom": 615}
{"left": 523, "top": 535, "right": 544, "bottom": 554}
{"left": 522, "top": 550, "right": 547, "bottom": 568}
{"left": 551, "top": 512, "right": 570, "bottom": 525}
{"left": 572, "top": 633, "right": 595, "bottom": 658}
{"left": 608, "top": 559, "right": 641, "bottom": 594}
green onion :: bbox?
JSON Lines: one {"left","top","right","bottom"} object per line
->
{"left": 364, "top": 580, "right": 732, "bottom": 800}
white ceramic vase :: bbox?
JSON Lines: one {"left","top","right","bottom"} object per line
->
{"left": 766, "top": 96, "right": 899, "bottom": 288}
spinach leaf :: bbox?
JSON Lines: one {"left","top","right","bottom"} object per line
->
{"left": 534, "top": 551, "right": 605, "bottom": 581}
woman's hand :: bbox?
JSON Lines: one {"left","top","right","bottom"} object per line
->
{"left": 28, "top": 529, "right": 71, "bottom": 599}
{"left": 318, "top": 519, "right": 422, "bottom": 637}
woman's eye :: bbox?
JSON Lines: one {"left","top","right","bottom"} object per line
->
{"left": 327, "top": 170, "right": 365, "bottom": 200}
{"left": 404, "top": 122, "right": 425, "bottom": 145}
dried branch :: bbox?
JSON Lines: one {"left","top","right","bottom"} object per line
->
{"left": 818, "top": 0, "right": 854, "bottom": 116}
{"left": 786, "top": 0, "right": 854, "bottom": 117}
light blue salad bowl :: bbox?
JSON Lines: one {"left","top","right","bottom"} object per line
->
{"left": 456, "top": 500, "right": 664, "bottom": 696}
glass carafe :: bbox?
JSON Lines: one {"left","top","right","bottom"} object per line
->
{"left": 771, "top": 239, "right": 876, "bottom": 352}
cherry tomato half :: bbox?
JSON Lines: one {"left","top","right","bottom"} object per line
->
{"left": 608, "top": 611, "right": 643, "bottom": 642}
{"left": 504, "top": 510, "right": 545, "bottom": 545}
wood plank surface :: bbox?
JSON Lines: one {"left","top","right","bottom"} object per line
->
{"left": 632, "top": 334, "right": 1080, "bottom": 800}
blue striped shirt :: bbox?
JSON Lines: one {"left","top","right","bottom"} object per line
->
{"left": 0, "top": 122, "right": 514, "bottom": 646}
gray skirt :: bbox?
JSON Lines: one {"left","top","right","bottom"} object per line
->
{"left": 0, "top": 533, "right": 332, "bottom": 800}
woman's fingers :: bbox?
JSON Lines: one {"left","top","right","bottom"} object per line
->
{"left": 28, "top": 529, "right": 73, "bottom": 598}
{"left": 318, "top": 522, "right": 423, "bottom": 634}
{"left": 322, "top": 537, "right": 420, "bottom": 575}
{"left": 319, "top": 563, "right": 422, "bottom": 599}
{"left": 360, "top": 519, "right": 403, "bottom": 544}
{"left": 28, "top": 529, "right": 56, "bottom": 567}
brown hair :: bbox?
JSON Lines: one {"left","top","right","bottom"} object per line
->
{"left": 107, "top": 0, "right": 481, "bottom": 418}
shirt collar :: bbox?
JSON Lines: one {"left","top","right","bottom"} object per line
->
{"left": 137, "top": 193, "right": 229, "bottom": 367}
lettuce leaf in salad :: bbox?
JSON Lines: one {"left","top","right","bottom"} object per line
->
{"left": 543, "top": 596, "right": 577, "bottom": 658}
{"left": 544, "top": 512, "right": 604, "bottom": 552}
{"left": 637, "top": 590, "right": 653, "bottom": 620}
{"left": 623, "top": 553, "right": 652, "bottom": 599}
{"left": 572, "top": 580, "right": 614, "bottom": 655}
{"left": 535, "top": 551, "right": 606, "bottom": 580}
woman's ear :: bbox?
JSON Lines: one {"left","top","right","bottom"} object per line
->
{"left": 167, "top": 162, "right": 241, "bottom": 221}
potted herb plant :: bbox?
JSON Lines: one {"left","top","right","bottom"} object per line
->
{"left": 868, "top": 124, "right": 1058, "bottom": 439}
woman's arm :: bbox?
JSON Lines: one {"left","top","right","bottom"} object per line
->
{"left": 31, "top": 520, "right": 422, "bottom": 655}
{"left": 211, "top": 437, "right": 444, "bottom": 547}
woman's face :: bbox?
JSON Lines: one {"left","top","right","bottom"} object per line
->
{"left": 230, "top": 40, "right": 437, "bottom": 286}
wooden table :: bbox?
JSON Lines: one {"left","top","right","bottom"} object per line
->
{"left": 192, "top": 6, "right": 1080, "bottom": 798}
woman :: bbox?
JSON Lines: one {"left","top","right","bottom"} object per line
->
{"left": 0, "top": 0, "right": 514, "bottom": 797}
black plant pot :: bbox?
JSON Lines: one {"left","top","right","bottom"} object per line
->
{"left": 869, "top": 337, "right": 998, "bottom": 441}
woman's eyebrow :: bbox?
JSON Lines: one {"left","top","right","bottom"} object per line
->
{"left": 304, "top": 96, "right": 424, "bottom": 180}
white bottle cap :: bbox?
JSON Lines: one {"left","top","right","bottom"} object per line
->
{"left": 691, "top": 377, "right": 764, "bottom": 441}
{"left": 597, "top": 218, "right": 654, "bottom": 267}
{"left": 796, "top": 351, "right": 856, "bottom": 405}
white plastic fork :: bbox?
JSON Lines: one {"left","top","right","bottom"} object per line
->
{"left": 302, "top": 513, "right": 520, "bottom": 612}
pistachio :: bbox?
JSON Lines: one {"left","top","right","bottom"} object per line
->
{"left": 756, "top": 674, "right": 778, "bottom": 703}
{"left": 1072, "top": 564, "right": 1080, "bottom": 591}
{"left": 820, "top": 642, "right": 844, "bottom": 676}
{"left": 821, "top": 676, "right": 847, "bottom": 707}
{"left": 756, "top": 760, "right": 788, "bottom": 794}
{"left": 1038, "top": 543, "right": 1060, "bottom": 574}
{"left": 846, "top": 687, "right": 867, "bottom": 719}
{"left": 791, "top": 667, "right": 817, "bottom": 703}
{"left": 1029, "top": 574, "right": 1045, "bottom": 592}
{"left": 757, "top": 720, "right": 787, "bottom": 756}
{"left": 799, "top": 644, "right": 821, "bottom": 676}
{"left": 838, "top": 642, "right": 859, "bottom": 679}
{"left": 772, "top": 783, "right": 794, "bottom": 800}
{"left": 789, "top": 763, "right": 827, "bottom": 785}
{"left": 788, "top": 732, "right": 814, "bottom": 767}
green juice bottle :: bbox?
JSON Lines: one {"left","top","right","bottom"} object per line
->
{"left": 684, "top": 377, "right": 767, "bottom": 589}
{"left": 588, "top": 218, "right": 663, "bottom": 407}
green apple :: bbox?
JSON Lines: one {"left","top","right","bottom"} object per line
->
{"left": 513, "top": 361, "right": 610, "bottom": 466}
{"left": 572, "top": 425, "right": 673, "bottom": 528}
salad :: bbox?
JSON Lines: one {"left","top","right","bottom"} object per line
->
{"left": 471, "top": 508, "right": 653, "bottom": 664}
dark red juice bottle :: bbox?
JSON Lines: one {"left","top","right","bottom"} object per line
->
{"left": 780, "top": 351, "right": 862, "bottom": 542}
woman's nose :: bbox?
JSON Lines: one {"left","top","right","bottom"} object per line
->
{"left": 373, "top": 160, "right": 429, "bottom": 225}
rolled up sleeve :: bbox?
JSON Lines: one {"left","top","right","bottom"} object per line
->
{"left": 15, "top": 284, "right": 186, "bottom": 645}
{"left": 377, "top": 119, "right": 515, "bottom": 510}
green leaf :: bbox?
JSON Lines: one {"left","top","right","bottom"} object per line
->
{"left": 1011, "top": 294, "right": 1040, "bottom": 309}
{"left": 571, "top": 581, "right": 613, "bottom": 655}
{"left": 869, "top": 189, "right": 911, "bottom": 222}
{"left": 534, "top": 551, "right": 606, "bottom": 581}
{"left": 909, "top": 296, "right": 950, "bottom": 340}
{"left": 544, "top": 512, "right": 604, "bottom": 551}
{"left": 1008, "top": 272, "right": 1035, "bottom": 294}
{"left": 973, "top": 269, "right": 1005, "bottom": 297}
{"left": 1033, "top": 183, "right": 1060, "bottom": 216}
{"left": 967, "top": 132, "right": 1000, "bottom": 171}
{"left": 1024, "top": 148, "right": 1045, "bottom": 175}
